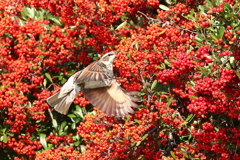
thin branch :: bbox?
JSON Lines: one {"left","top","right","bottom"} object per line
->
{"left": 137, "top": 11, "right": 197, "bottom": 34}
{"left": 48, "top": 108, "right": 54, "bottom": 121}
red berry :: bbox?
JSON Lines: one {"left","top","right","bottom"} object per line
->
{"left": 218, "top": 38, "right": 224, "bottom": 43}
{"left": 219, "top": 3, "right": 224, "bottom": 8}
{"left": 226, "top": 25, "right": 232, "bottom": 30}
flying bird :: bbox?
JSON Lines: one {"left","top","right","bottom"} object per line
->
{"left": 46, "top": 51, "right": 139, "bottom": 117}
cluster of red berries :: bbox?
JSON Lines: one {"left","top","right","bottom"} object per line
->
{"left": 4, "top": 133, "right": 42, "bottom": 159}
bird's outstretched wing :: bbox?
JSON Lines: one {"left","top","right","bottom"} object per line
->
{"left": 83, "top": 80, "right": 139, "bottom": 117}
{"left": 74, "top": 61, "right": 111, "bottom": 84}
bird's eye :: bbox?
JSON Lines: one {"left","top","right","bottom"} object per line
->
{"left": 108, "top": 54, "right": 113, "bottom": 56}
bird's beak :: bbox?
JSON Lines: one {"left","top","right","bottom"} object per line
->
{"left": 114, "top": 51, "right": 120, "bottom": 55}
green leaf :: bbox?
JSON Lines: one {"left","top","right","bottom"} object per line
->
{"left": 170, "top": 151, "right": 176, "bottom": 159}
{"left": 68, "top": 114, "right": 76, "bottom": 118}
{"left": 80, "top": 145, "right": 86, "bottom": 153}
{"left": 215, "top": 0, "right": 221, "bottom": 6}
{"left": 189, "top": 9, "right": 195, "bottom": 16}
{"left": 229, "top": 56, "right": 236, "bottom": 68}
{"left": 205, "top": 0, "right": 213, "bottom": 7}
{"left": 71, "top": 122, "right": 76, "bottom": 129}
{"left": 21, "top": 8, "right": 28, "bottom": 19}
{"left": 45, "top": 73, "right": 53, "bottom": 82}
{"left": 197, "top": 32, "right": 205, "bottom": 41}
{"left": 180, "top": 121, "right": 188, "bottom": 126}
{"left": 36, "top": 9, "right": 44, "bottom": 20}
{"left": 198, "top": 5, "right": 206, "bottom": 14}
{"left": 43, "top": 79, "right": 47, "bottom": 88}
{"left": 75, "top": 105, "right": 84, "bottom": 118}
{"left": 52, "top": 119, "right": 58, "bottom": 129}
{"left": 165, "top": 0, "right": 174, "bottom": 4}
{"left": 60, "top": 121, "right": 67, "bottom": 130}
{"left": 181, "top": 113, "right": 193, "bottom": 127}
{"left": 129, "top": 20, "right": 135, "bottom": 26}
{"left": 210, "top": 33, "right": 218, "bottom": 41}
{"left": 136, "top": 141, "right": 141, "bottom": 146}
{"left": 153, "top": 44, "right": 157, "bottom": 51}
{"left": 7, "top": 132, "right": 14, "bottom": 137}
{"left": 188, "top": 134, "right": 192, "bottom": 141}
{"left": 115, "top": 21, "right": 127, "bottom": 30}
{"left": 217, "top": 26, "right": 225, "bottom": 39}
{"left": 40, "top": 134, "right": 48, "bottom": 149}
{"left": 134, "top": 119, "right": 141, "bottom": 124}
{"left": 164, "top": 59, "right": 172, "bottom": 67}
{"left": 151, "top": 80, "right": 158, "bottom": 90}
{"left": 142, "top": 134, "right": 148, "bottom": 141}
{"left": 167, "top": 97, "right": 173, "bottom": 107}
{"left": 125, "top": 115, "right": 131, "bottom": 123}
{"left": 159, "top": 30, "right": 166, "bottom": 35}
{"left": 172, "top": 112, "right": 176, "bottom": 119}
{"left": 137, "top": 155, "right": 144, "bottom": 160}
{"left": 159, "top": 5, "right": 169, "bottom": 11}
{"left": 212, "top": 51, "right": 221, "bottom": 63}
{"left": 131, "top": 41, "right": 139, "bottom": 50}
{"left": 64, "top": 126, "right": 69, "bottom": 132}
{"left": 109, "top": 6, "right": 114, "bottom": 12}
{"left": 135, "top": 134, "right": 148, "bottom": 147}
{"left": 3, "top": 134, "right": 8, "bottom": 143}
{"left": 27, "top": 7, "right": 35, "bottom": 19}
{"left": 39, "top": 23, "right": 50, "bottom": 30}
{"left": 49, "top": 17, "right": 62, "bottom": 26}
{"left": 234, "top": 70, "right": 240, "bottom": 79}
{"left": 185, "top": 114, "right": 193, "bottom": 122}
{"left": 71, "top": 139, "right": 79, "bottom": 146}
{"left": 155, "top": 65, "right": 163, "bottom": 69}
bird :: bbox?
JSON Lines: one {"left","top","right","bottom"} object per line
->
{"left": 46, "top": 51, "right": 139, "bottom": 117}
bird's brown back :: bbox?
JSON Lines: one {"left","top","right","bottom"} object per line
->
{"left": 74, "top": 61, "right": 112, "bottom": 84}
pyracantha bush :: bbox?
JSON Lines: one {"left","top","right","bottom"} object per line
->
{"left": 0, "top": 0, "right": 239, "bottom": 159}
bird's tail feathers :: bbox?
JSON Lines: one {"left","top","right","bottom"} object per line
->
{"left": 47, "top": 85, "right": 80, "bottom": 115}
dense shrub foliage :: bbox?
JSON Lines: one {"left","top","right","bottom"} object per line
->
{"left": 0, "top": 0, "right": 239, "bottom": 159}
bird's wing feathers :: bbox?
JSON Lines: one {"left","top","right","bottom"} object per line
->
{"left": 74, "top": 61, "right": 110, "bottom": 84}
{"left": 84, "top": 80, "right": 139, "bottom": 117}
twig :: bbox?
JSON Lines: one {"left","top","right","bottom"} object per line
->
{"left": 137, "top": 11, "right": 197, "bottom": 34}
{"left": 48, "top": 108, "right": 54, "bottom": 121}
{"left": 138, "top": 68, "right": 153, "bottom": 103}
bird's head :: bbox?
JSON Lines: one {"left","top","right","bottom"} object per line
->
{"left": 99, "top": 51, "right": 120, "bottom": 66}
